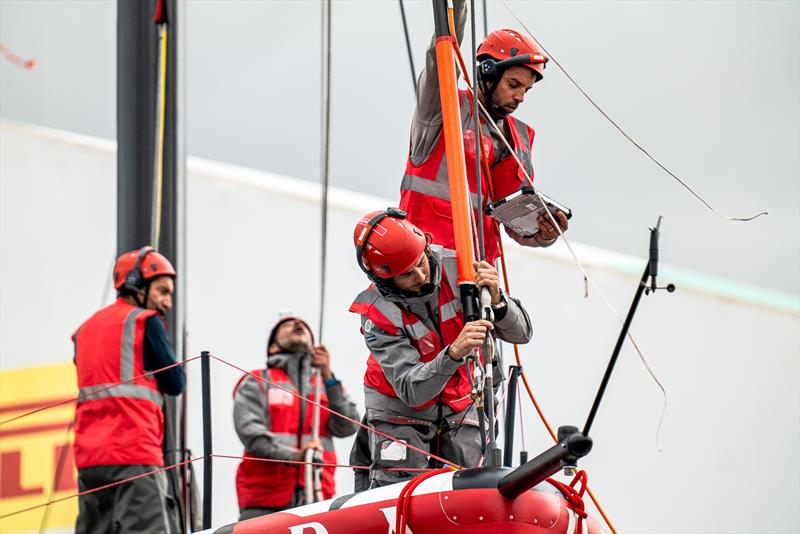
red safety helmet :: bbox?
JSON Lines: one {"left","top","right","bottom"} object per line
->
{"left": 477, "top": 29, "right": 548, "bottom": 82}
{"left": 113, "top": 246, "right": 176, "bottom": 292}
{"left": 353, "top": 208, "right": 427, "bottom": 279}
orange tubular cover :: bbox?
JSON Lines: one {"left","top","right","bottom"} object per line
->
{"left": 434, "top": 36, "right": 475, "bottom": 283}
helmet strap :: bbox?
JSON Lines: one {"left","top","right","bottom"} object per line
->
{"left": 477, "top": 68, "right": 509, "bottom": 122}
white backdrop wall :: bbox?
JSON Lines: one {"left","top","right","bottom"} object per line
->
{"left": 1, "top": 121, "right": 798, "bottom": 533}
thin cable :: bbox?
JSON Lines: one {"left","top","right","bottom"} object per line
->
{"left": 481, "top": 0, "right": 488, "bottom": 38}
{"left": 2, "top": 453, "right": 439, "bottom": 522}
{"left": 449, "top": 24, "right": 665, "bottom": 455}
{"left": 210, "top": 454, "right": 433, "bottom": 472}
{"left": 398, "top": 0, "right": 417, "bottom": 95}
{"left": 470, "top": 0, "right": 486, "bottom": 260}
{"left": 209, "top": 354, "right": 462, "bottom": 469}
{"left": 497, "top": 239, "right": 618, "bottom": 534}
{"left": 37, "top": 421, "right": 75, "bottom": 534}
{"left": 318, "top": 0, "right": 332, "bottom": 341}
{"left": 99, "top": 252, "right": 116, "bottom": 307}
{"left": 499, "top": 0, "right": 766, "bottom": 222}
{"left": 516, "top": 368, "right": 526, "bottom": 453}
{"left": 0, "top": 457, "right": 201, "bottom": 520}
{"left": 444, "top": 26, "right": 619, "bottom": 521}
{"left": 0, "top": 356, "right": 201, "bottom": 426}
{"left": 477, "top": 95, "right": 668, "bottom": 449}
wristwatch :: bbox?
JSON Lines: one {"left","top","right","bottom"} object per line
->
{"left": 491, "top": 288, "right": 508, "bottom": 310}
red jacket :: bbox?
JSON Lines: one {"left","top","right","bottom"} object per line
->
{"left": 73, "top": 298, "right": 164, "bottom": 468}
{"left": 350, "top": 261, "right": 477, "bottom": 413}
{"left": 235, "top": 366, "right": 336, "bottom": 509}
{"left": 400, "top": 89, "right": 536, "bottom": 263}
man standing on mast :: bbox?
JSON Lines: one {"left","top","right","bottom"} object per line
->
{"left": 233, "top": 316, "right": 359, "bottom": 519}
{"left": 400, "top": 0, "right": 569, "bottom": 263}
{"left": 350, "top": 209, "right": 532, "bottom": 488}
{"left": 73, "top": 247, "right": 184, "bottom": 534}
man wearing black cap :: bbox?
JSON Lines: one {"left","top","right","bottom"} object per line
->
{"left": 233, "top": 316, "right": 359, "bottom": 520}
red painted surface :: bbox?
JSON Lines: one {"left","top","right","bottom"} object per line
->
{"left": 230, "top": 488, "right": 605, "bottom": 534}
{"left": 0, "top": 451, "right": 43, "bottom": 498}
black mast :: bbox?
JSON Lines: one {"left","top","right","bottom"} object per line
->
{"left": 117, "top": 0, "right": 187, "bottom": 529}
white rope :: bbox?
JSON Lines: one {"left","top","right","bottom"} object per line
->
{"left": 473, "top": 94, "right": 668, "bottom": 450}
{"left": 499, "top": 0, "right": 767, "bottom": 223}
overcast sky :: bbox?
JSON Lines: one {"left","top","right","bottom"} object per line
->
{"left": 1, "top": 0, "right": 798, "bottom": 295}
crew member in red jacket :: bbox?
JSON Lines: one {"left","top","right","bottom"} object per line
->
{"left": 233, "top": 316, "right": 359, "bottom": 520}
{"left": 350, "top": 209, "right": 532, "bottom": 488}
{"left": 400, "top": 0, "right": 568, "bottom": 263}
{"left": 73, "top": 247, "right": 185, "bottom": 534}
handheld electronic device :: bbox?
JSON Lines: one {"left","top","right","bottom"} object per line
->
{"left": 485, "top": 186, "right": 572, "bottom": 237}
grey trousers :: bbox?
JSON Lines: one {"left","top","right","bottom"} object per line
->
{"left": 365, "top": 407, "right": 482, "bottom": 488}
{"left": 76, "top": 465, "right": 179, "bottom": 534}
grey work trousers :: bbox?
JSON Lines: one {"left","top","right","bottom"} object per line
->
{"left": 76, "top": 465, "right": 179, "bottom": 534}
{"left": 365, "top": 407, "right": 482, "bottom": 488}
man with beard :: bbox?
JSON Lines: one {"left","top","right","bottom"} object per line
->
{"left": 349, "top": 209, "right": 532, "bottom": 488}
{"left": 400, "top": 0, "right": 569, "bottom": 263}
{"left": 73, "top": 247, "right": 184, "bottom": 534}
{"left": 233, "top": 316, "right": 359, "bottom": 519}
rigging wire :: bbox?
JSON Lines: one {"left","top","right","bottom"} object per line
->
{"left": 470, "top": 0, "right": 485, "bottom": 259}
{"left": 318, "top": 0, "right": 332, "bottom": 341}
{"left": 499, "top": 0, "right": 767, "bottom": 223}
{"left": 39, "top": 249, "right": 127, "bottom": 532}
{"left": 476, "top": 94, "right": 668, "bottom": 452}
{"left": 398, "top": 0, "right": 417, "bottom": 95}
{"left": 445, "top": 17, "right": 665, "bottom": 425}
{"left": 481, "top": 0, "right": 488, "bottom": 38}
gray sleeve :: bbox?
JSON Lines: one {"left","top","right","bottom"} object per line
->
{"left": 493, "top": 297, "right": 533, "bottom": 345}
{"left": 233, "top": 374, "right": 297, "bottom": 461}
{"left": 363, "top": 316, "right": 464, "bottom": 408}
{"left": 324, "top": 381, "right": 360, "bottom": 437}
{"left": 410, "top": 0, "right": 469, "bottom": 163}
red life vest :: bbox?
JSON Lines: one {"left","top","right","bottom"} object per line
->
{"left": 349, "top": 256, "right": 478, "bottom": 413}
{"left": 235, "top": 367, "right": 336, "bottom": 509}
{"left": 73, "top": 298, "right": 164, "bottom": 468}
{"left": 400, "top": 89, "right": 536, "bottom": 263}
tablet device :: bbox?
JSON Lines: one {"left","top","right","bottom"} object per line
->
{"left": 485, "top": 186, "right": 572, "bottom": 238}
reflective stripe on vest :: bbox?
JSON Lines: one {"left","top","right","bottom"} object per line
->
{"left": 349, "top": 289, "right": 403, "bottom": 335}
{"left": 236, "top": 365, "right": 337, "bottom": 508}
{"left": 400, "top": 174, "right": 481, "bottom": 207}
{"left": 78, "top": 383, "right": 163, "bottom": 405}
{"left": 401, "top": 90, "right": 534, "bottom": 202}
{"left": 73, "top": 299, "right": 163, "bottom": 468}
{"left": 120, "top": 307, "right": 146, "bottom": 382}
{"left": 354, "top": 253, "right": 475, "bottom": 411}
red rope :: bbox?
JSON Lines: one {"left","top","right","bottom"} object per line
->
{"left": 210, "top": 354, "right": 463, "bottom": 470}
{"left": 210, "top": 454, "right": 434, "bottom": 473}
{"left": 1, "top": 353, "right": 463, "bottom": 520}
{"left": 0, "top": 457, "right": 202, "bottom": 520}
{"left": 396, "top": 467, "right": 454, "bottom": 534}
{"left": 0, "top": 356, "right": 201, "bottom": 426}
{"left": 0, "top": 451, "right": 446, "bottom": 521}
{"left": 547, "top": 470, "right": 589, "bottom": 534}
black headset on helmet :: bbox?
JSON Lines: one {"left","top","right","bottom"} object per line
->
{"left": 124, "top": 245, "right": 155, "bottom": 294}
{"left": 478, "top": 52, "right": 547, "bottom": 82}
{"left": 355, "top": 207, "right": 407, "bottom": 276}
